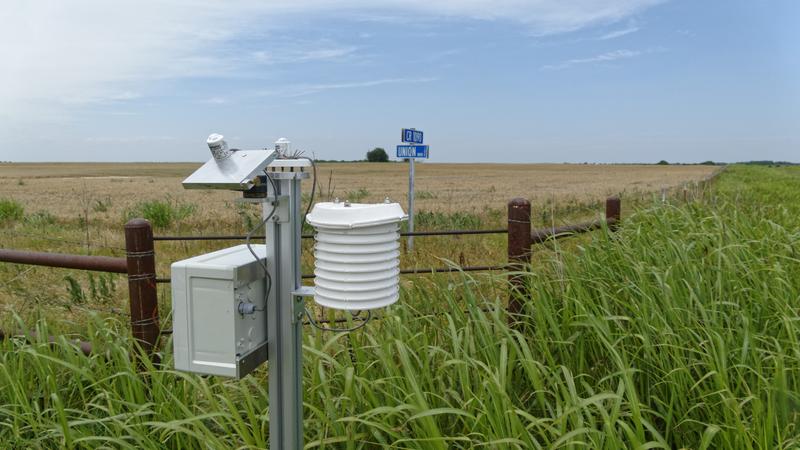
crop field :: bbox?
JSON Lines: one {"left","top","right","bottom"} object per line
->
{"left": 0, "top": 162, "right": 716, "bottom": 221}
{"left": 0, "top": 162, "right": 716, "bottom": 328}
{"left": 3, "top": 163, "right": 798, "bottom": 448}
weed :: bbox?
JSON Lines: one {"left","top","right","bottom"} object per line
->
{"left": 345, "top": 187, "right": 370, "bottom": 202}
{"left": 414, "top": 210, "right": 483, "bottom": 229}
{"left": 235, "top": 203, "right": 260, "bottom": 231}
{"left": 24, "top": 211, "right": 57, "bottom": 228}
{"left": 0, "top": 198, "right": 24, "bottom": 222}
{"left": 125, "top": 197, "right": 196, "bottom": 228}
{"left": 92, "top": 197, "right": 112, "bottom": 213}
{"left": 63, "top": 273, "right": 117, "bottom": 307}
{"left": 318, "top": 169, "right": 337, "bottom": 201}
{"left": 63, "top": 275, "right": 85, "bottom": 305}
{"left": 412, "top": 190, "right": 437, "bottom": 200}
{"left": 88, "top": 273, "right": 117, "bottom": 304}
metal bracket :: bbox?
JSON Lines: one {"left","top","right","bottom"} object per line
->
{"left": 291, "top": 286, "right": 314, "bottom": 323}
{"left": 235, "top": 341, "right": 269, "bottom": 378}
{"left": 291, "top": 286, "right": 315, "bottom": 298}
{"left": 236, "top": 195, "right": 290, "bottom": 223}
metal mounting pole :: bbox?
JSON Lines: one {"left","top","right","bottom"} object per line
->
{"left": 408, "top": 157, "right": 415, "bottom": 251}
{"left": 265, "top": 172, "right": 306, "bottom": 449}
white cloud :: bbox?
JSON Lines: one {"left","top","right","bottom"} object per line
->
{"left": 541, "top": 49, "right": 643, "bottom": 70}
{"left": 84, "top": 136, "right": 176, "bottom": 143}
{"left": 259, "top": 77, "right": 438, "bottom": 97}
{"left": 0, "top": 0, "right": 664, "bottom": 121}
{"left": 598, "top": 25, "right": 640, "bottom": 40}
{"left": 251, "top": 43, "right": 359, "bottom": 64}
{"left": 201, "top": 97, "right": 228, "bottom": 105}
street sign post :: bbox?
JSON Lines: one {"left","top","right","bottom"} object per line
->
{"left": 397, "top": 129, "right": 428, "bottom": 251}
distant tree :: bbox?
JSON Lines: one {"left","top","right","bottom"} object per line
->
{"left": 366, "top": 147, "right": 389, "bottom": 162}
{"left": 657, "top": 160, "right": 670, "bottom": 165}
{"left": 699, "top": 161, "right": 717, "bottom": 165}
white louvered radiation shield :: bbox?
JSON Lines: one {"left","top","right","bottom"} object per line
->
{"left": 306, "top": 201, "right": 408, "bottom": 310}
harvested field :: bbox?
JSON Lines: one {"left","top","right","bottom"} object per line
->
{"left": 0, "top": 162, "right": 717, "bottom": 225}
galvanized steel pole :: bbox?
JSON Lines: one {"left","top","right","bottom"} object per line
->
{"left": 266, "top": 173, "right": 306, "bottom": 449}
{"left": 408, "top": 157, "right": 415, "bottom": 251}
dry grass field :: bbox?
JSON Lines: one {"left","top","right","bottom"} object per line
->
{"left": 0, "top": 162, "right": 716, "bottom": 223}
{"left": 0, "top": 162, "right": 717, "bottom": 330}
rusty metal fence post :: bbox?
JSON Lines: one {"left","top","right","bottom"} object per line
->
{"left": 605, "top": 196, "right": 621, "bottom": 231}
{"left": 124, "top": 219, "right": 160, "bottom": 359}
{"left": 507, "top": 198, "right": 531, "bottom": 321}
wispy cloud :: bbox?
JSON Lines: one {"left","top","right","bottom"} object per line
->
{"left": 251, "top": 43, "right": 359, "bottom": 64}
{"left": 417, "top": 48, "right": 463, "bottom": 64}
{"left": 598, "top": 25, "right": 640, "bottom": 40}
{"left": 84, "top": 136, "right": 176, "bottom": 143}
{"left": 1, "top": 0, "right": 664, "bottom": 120}
{"left": 259, "top": 77, "right": 438, "bottom": 97}
{"left": 200, "top": 97, "right": 227, "bottom": 105}
{"left": 541, "top": 49, "right": 643, "bottom": 70}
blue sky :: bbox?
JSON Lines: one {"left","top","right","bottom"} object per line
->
{"left": 1, "top": 0, "right": 797, "bottom": 163}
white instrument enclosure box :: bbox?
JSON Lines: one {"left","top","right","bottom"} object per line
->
{"left": 171, "top": 244, "right": 269, "bottom": 378}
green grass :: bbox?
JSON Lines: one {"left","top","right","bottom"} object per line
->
{"left": 0, "top": 198, "right": 24, "bottom": 223}
{"left": 412, "top": 210, "right": 485, "bottom": 230}
{"left": 124, "top": 198, "right": 196, "bottom": 229}
{"left": 1, "top": 165, "right": 799, "bottom": 448}
{"left": 344, "top": 188, "right": 370, "bottom": 202}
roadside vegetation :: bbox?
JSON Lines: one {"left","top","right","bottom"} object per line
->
{"left": 1, "top": 165, "right": 797, "bottom": 448}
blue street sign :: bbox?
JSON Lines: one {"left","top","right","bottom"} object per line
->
{"left": 397, "top": 145, "right": 429, "bottom": 159}
{"left": 401, "top": 128, "right": 424, "bottom": 144}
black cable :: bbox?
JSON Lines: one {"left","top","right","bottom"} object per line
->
{"left": 299, "top": 156, "right": 317, "bottom": 231}
{"left": 304, "top": 307, "right": 371, "bottom": 332}
{"left": 245, "top": 171, "right": 278, "bottom": 312}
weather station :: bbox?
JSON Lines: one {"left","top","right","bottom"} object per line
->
{"left": 171, "top": 134, "right": 407, "bottom": 449}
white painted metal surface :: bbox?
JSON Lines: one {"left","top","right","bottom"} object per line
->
{"left": 183, "top": 133, "right": 277, "bottom": 190}
{"left": 306, "top": 202, "right": 407, "bottom": 310}
{"left": 171, "top": 244, "right": 268, "bottom": 378}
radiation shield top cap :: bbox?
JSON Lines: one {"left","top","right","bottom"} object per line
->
{"left": 306, "top": 202, "right": 408, "bottom": 229}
